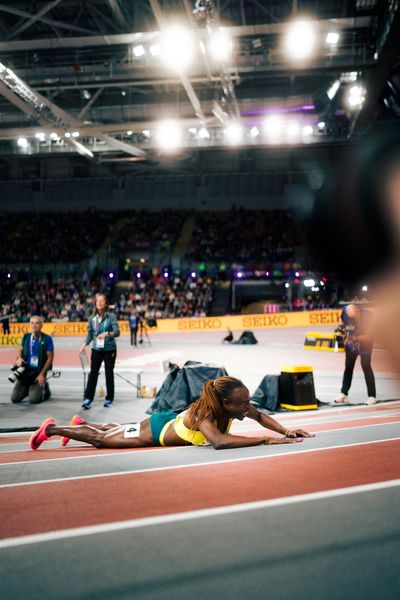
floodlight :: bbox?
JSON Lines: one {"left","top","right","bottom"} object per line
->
{"left": 71, "top": 131, "right": 80, "bottom": 138}
{"left": 126, "top": 130, "right": 133, "bottom": 135}
{"left": 17, "top": 137, "right": 28, "bottom": 148}
{"left": 284, "top": 20, "right": 317, "bottom": 61}
{"left": 133, "top": 45, "right": 145, "bottom": 58}
{"left": 198, "top": 127, "right": 210, "bottom": 139}
{"left": 362, "top": 285, "right": 368, "bottom": 292}
{"left": 317, "top": 121, "right": 326, "bottom": 130}
{"left": 347, "top": 84, "right": 365, "bottom": 108}
{"left": 208, "top": 28, "right": 232, "bottom": 63}
{"left": 35, "top": 132, "right": 46, "bottom": 141}
{"left": 263, "top": 115, "right": 284, "bottom": 142}
{"left": 249, "top": 126, "right": 259, "bottom": 138}
{"left": 302, "top": 124, "right": 313, "bottom": 136}
{"left": 155, "top": 120, "right": 182, "bottom": 151}
{"left": 161, "top": 26, "right": 195, "bottom": 71}
{"left": 149, "top": 44, "right": 161, "bottom": 56}
{"left": 326, "top": 32, "right": 339, "bottom": 45}
{"left": 287, "top": 122, "right": 300, "bottom": 141}
{"left": 224, "top": 122, "right": 243, "bottom": 145}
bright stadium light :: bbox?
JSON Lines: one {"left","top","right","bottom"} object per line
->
{"left": 326, "top": 31, "right": 340, "bottom": 45}
{"left": 304, "top": 278, "right": 315, "bottom": 287}
{"left": 347, "top": 84, "right": 366, "bottom": 108}
{"left": 133, "top": 44, "right": 145, "bottom": 58}
{"left": 17, "top": 137, "right": 28, "bottom": 148}
{"left": 263, "top": 115, "right": 284, "bottom": 143}
{"left": 150, "top": 43, "right": 161, "bottom": 56}
{"left": 198, "top": 127, "right": 210, "bottom": 139}
{"left": 249, "top": 126, "right": 259, "bottom": 138}
{"left": 362, "top": 285, "right": 368, "bottom": 292}
{"left": 208, "top": 28, "right": 232, "bottom": 63}
{"left": 35, "top": 132, "right": 46, "bottom": 141}
{"left": 302, "top": 124, "right": 314, "bottom": 136}
{"left": 161, "top": 26, "right": 195, "bottom": 71}
{"left": 224, "top": 122, "right": 243, "bottom": 145}
{"left": 284, "top": 20, "right": 317, "bottom": 61}
{"left": 155, "top": 120, "right": 182, "bottom": 151}
{"left": 287, "top": 122, "right": 300, "bottom": 142}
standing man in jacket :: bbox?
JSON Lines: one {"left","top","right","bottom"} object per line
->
{"left": 80, "top": 293, "right": 120, "bottom": 409}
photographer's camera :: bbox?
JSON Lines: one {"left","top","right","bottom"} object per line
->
{"left": 9, "top": 364, "right": 26, "bottom": 383}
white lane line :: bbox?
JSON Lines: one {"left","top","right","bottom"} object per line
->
{"left": 1, "top": 478, "right": 399, "bottom": 550}
{"left": 1, "top": 419, "right": 399, "bottom": 460}
{"left": 231, "top": 412, "right": 400, "bottom": 432}
{"left": 0, "top": 417, "right": 394, "bottom": 454}
{"left": 0, "top": 436, "right": 399, "bottom": 489}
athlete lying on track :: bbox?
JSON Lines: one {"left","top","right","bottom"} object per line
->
{"left": 30, "top": 376, "right": 314, "bottom": 451}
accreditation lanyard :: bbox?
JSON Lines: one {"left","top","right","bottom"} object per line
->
{"left": 29, "top": 334, "right": 40, "bottom": 367}
{"left": 94, "top": 315, "right": 106, "bottom": 348}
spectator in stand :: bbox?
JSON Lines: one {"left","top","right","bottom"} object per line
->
{"left": 80, "top": 293, "right": 120, "bottom": 409}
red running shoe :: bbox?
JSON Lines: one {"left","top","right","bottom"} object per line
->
{"left": 60, "top": 414, "right": 85, "bottom": 447}
{"left": 29, "top": 418, "right": 55, "bottom": 450}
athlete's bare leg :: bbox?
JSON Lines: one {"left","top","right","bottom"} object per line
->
{"left": 45, "top": 418, "right": 154, "bottom": 449}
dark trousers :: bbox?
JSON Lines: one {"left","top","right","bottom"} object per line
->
{"left": 341, "top": 347, "right": 376, "bottom": 397}
{"left": 130, "top": 329, "right": 137, "bottom": 346}
{"left": 85, "top": 349, "right": 116, "bottom": 401}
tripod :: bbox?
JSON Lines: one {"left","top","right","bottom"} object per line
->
{"left": 138, "top": 321, "right": 151, "bottom": 346}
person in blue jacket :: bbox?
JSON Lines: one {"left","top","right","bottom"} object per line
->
{"left": 80, "top": 293, "right": 120, "bottom": 409}
{"left": 335, "top": 304, "right": 376, "bottom": 405}
{"left": 128, "top": 306, "right": 140, "bottom": 346}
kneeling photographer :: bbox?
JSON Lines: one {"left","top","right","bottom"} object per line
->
{"left": 10, "top": 315, "right": 54, "bottom": 404}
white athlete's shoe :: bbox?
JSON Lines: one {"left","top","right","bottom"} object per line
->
{"left": 334, "top": 393, "right": 349, "bottom": 404}
{"left": 365, "top": 396, "right": 377, "bottom": 405}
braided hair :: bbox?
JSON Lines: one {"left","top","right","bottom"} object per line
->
{"left": 186, "top": 376, "right": 245, "bottom": 431}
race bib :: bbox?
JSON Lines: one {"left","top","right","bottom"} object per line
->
{"left": 96, "top": 337, "right": 105, "bottom": 349}
{"left": 123, "top": 424, "right": 140, "bottom": 438}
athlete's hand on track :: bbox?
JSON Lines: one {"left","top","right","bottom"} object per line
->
{"left": 285, "top": 428, "right": 315, "bottom": 438}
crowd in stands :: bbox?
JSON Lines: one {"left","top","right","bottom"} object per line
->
{"left": 185, "top": 208, "right": 301, "bottom": 267}
{"left": 0, "top": 210, "right": 112, "bottom": 263}
{"left": 114, "top": 274, "right": 214, "bottom": 320}
{"left": 111, "top": 210, "right": 186, "bottom": 253}
{"left": 0, "top": 271, "right": 113, "bottom": 322}
{"left": 0, "top": 272, "right": 214, "bottom": 322}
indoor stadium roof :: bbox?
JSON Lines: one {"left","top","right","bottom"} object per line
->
{"left": 0, "top": 0, "right": 398, "bottom": 167}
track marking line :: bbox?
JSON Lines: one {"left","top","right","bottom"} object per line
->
{"left": 1, "top": 419, "right": 399, "bottom": 463}
{"left": 0, "top": 437, "right": 399, "bottom": 489}
{"left": 1, "top": 478, "right": 399, "bottom": 549}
